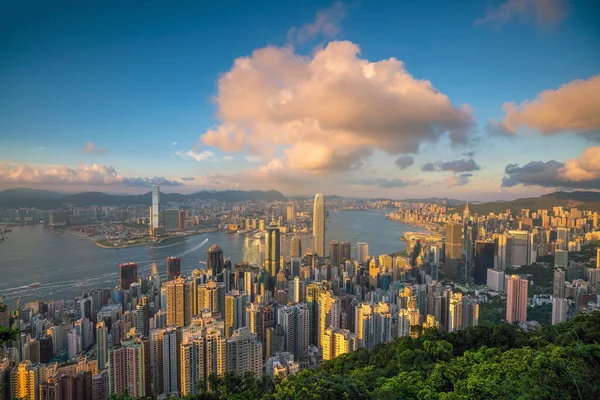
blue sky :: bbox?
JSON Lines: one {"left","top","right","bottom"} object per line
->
{"left": 1, "top": 0, "right": 599, "bottom": 199}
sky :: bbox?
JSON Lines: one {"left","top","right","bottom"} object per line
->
{"left": 1, "top": 0, "right": 599, "bottom": 200}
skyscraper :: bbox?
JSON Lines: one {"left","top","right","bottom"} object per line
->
{"left": 313, "top": 193, "right": 325, "bottom": 257}
{"left": 265, "top": 225, "right": 281, "bottom": 290}
{"left": 506, "top": 275, "right": 528, "bottom": 323}
{"left": 164, "top": 209, "right": 180, "bottom": 231}
{"left": 225, "top": 291, "right": 248, "bottom": 338}
{"left": 166, "top": 257, "right": 181, "bottom": 281}
{"left": 445, "top": 222, "right": 463, "bottom": 260}
{"left": 474, "top": 241, "right": 495, "bottom": 285}
{"left": 552, "top": 297, "right": 568, "bottom": 325}
{"left": 10, "top": 361, "right": 41, "bottom": 400}
{"left": 119, "top": 262, "right": 138, "bottom": 290}
{"left": 597, "top": 248, "right": 600, "bottom": 269}
{"left": 356, "top": 242, "right": 369, "bottom": 264}
{"left": 108, "top": 336, "right": 150, "bottom": 397}
{"left": 178, "top": 210, "right": 187, "bottom": 231}
{"left": 553, "top": 269, "right": 565, "bottom": 299}
{"left": 165, "top": 278, "right": 192, "bottom": 327}
{"left": 207, "top": 244, "right": 224, "bottom": 282}
{"left": 497, "top": 233, "right": 513, "bottom": 270}
{"left": 96, "top": 321, "right": 109, "bottom": 370}
{"left": 151, "top": 185, "right": 160, "bottom": 231}
{"left": 136, "top": 296, "right": 150, "bottom": 337}
{"left": 329, "top": 240, "right": 340, "bottom": 267}
{"left": 340, "top": 241, "right": 351, "bottom": 262}
{"left": 290, "top": 236, "right": 302, "bottom": 258}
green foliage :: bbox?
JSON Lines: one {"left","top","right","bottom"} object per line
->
{"left": 527, "top": 303, "right": 552, "bottom": 325}
{"left": 506, "top": 263, "right": 555, "bottom": 296}
{"left": 118, "top": 312, "right": 600, "bottom": 400}
{"left": 478, "top": 297, "right": 506, "bottom": 326}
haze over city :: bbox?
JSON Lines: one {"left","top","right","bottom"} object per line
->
{"left": 1, "top": 0, "right": 599, "bottom": 200}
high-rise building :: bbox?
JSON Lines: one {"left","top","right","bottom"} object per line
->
{"left": 597, "top": 248, "right": 600, "bottom": 269}
{"left": 136, "top": 296, "right": 150, "bottom": 337}
{"left": 340, "top": 241, "right": 351, "bottom": 262}
{"left": 290, "top": 257, "right": 302, "bottom": 279}
{"left": 108, "top": 336, "right": 150, "bottom": 397}
{"left": 313, "top": 193, "right": 325, "bottom": 257}
{"left": 165, "top": 278, "right": 192, "bottom": 327}
{"left": 119, "top": 262, "right": 138, "bottom": 290}
{"left": 151, "top": 185, "right": 160, "bottom": 231}
{"left": 290, "top": 236, "right": 302, "bottom": 258}
{"left": 96, "top": 321, "right": 109, "bottom": 370}
{"left": 92, "top": 370, "right": 109, "bottom": 400}
{"left": 356, "top": 242, "right": 369, "bottom": 264}
{"left": 552, "top": 297, "right": 568, "bottom": 325}
{"left": 555, "top": 249, "right": 568, "bottom": 268}
{"left": 10, "top": 361, "right": 41, "bottom": 400}
{"left": 553, "top": 269, "right": 566, "bottom": 299}
{"left": 265, "top": 225, "right": 281, "bottom": 290}
{"left": 225, "top": 291, "right": 248, "bottom": 338}
{"left": 474, "top": 241, "right": 495, "bottom": 285}
{"left": 329, "top": 240, "right": 340, "bottom": 267}
{"left": 448, "top": 292, "right": 463, "bottom": 333}
{"left": 556, "top": 226, "right": 568, "bottom": 250}
{"left": 509, "top": 230, "right": 530, "bottom": 266}
{"left": 207, "top": 244, "right": 224, "bottom": 282}
{"left": 178, "top": 210, "right": 187, "bottom": 231}
{"left": 164, "top": 209, "right": 180, "bottom": 231}
{"left": 166, "top": 257, "right": 181, "bottom": 281}
{"left": 487, "top": 268, "right": 505, "bottom": 292}
{"left": 506, "top": 275, "right": 528, "bottom": 323}
{"left": 277, "top": 303, "right": 310, "bottom": 360}
{"left": 445, "top": 222, "right": 463, "bottom": 260}
{"left": 497, "top": 234, "right": 513, "bottom": 270}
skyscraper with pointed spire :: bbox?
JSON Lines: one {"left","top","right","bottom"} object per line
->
{"left": 313, "top": 193, "right": 325, "bottom": 257}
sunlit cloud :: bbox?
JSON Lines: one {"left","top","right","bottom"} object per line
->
{"left": 493, "top": 75, "right": 600, "bottom": 137}
{"left": 200, "top": 41, "right": 474, "bottom": 176}
{"left": 445, "top": 173, "right": 473, "bottom": 187}
{"left": 287, "top": 1, "right": 346, "bottom": 44}
{"left": 501, "top": 146, "right": 600, "bottom": 189}
{"left": 0, "top": 163, "right": 182, "bottom": 186}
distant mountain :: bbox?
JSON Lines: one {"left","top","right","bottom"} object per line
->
{"left": 450, "top": 191, "right": 600, "bottom": 214}
{"left": 0, "top": 188, "right": 287, "bottom": 209}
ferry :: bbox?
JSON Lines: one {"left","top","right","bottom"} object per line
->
{"left": 29, "top": 282, "right": 41, "bottom": 288}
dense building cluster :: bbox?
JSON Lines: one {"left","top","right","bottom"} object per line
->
{"left": 1, "top": 192, "right": 599, "bottom": 400}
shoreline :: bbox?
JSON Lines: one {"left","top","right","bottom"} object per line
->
{"left": 93, "top": 228, "right": 220, "bottom": 249}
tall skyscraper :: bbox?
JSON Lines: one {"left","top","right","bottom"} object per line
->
{"left": 165, "top": 278, "right": 192, "bottom": 327}
{"left": 166, "top": 257, "right": 181, "bottom": 281}
{"left": 329, "top": 240, "right": 340, "bottom": 267}
{"left": 119, "top": 262, "right": 138, "bottom": 290}
{"left": 597, "top": 248, "right": 600, "bottom": 269}
{"left": 10, "top": 361, "right": 41, "bottom": 400}
{"left": 340, "top": 241, "right": 351, "bottom": 262}
{"left": 290, "top": 236, "right": 302, "bottom": 258}
{"left": 96, "top": 321, "right": 109, "bottom": 370}
{"left": 136, "top": 296, "right": 150, "bottom": 337}
{"left": 445, "top": 222, "right": 463, "bottom": 260}
{"left": 225, "top": 291, "right": 248, "bottom": 338}
{"left": 509, "top": 230, "right": 530, "bottom": 266}
{"left": 265, "top": 225, "right": 281, "bottom": 290}
{"left": 497, "top": 234, "right": 513, "bottom": 270}
{"left": 474, "top": 241, "right": 495, "bottom": 285}
{"left": 506, "top": 275, "right": 528, "bottom": 323}
{"left": 178, "top": 210, "right": 187, "bottom": 231}
{"left": 356, "top": 242, "right": 369, "bottom": 264}
{"left": 151, "top": 185, "right": 160, "bottom": 231}
{"left": 556, "top": 226, "right": 568, "bottom": 250}
{"left": 207, "top": 245, "right": 224, "bottom": 282}
{"left": 164, "top": 209, "right": 180, "bottom": 231}
{"left": 313, "top": 193, "right": 325, "bottom": 257}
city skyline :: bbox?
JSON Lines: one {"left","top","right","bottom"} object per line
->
{"left": 1, "top": 0, "right": 600, "bottom": 200}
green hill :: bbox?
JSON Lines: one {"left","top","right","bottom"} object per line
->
{"left": 450, "top": 191, "right": 600, "bottom": 215}
{"left": 111, "top": 311, "right": 600, "bottom": 400}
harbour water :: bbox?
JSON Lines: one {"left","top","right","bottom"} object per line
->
{"left": 0, "top": 209, "right": 425, "bottom": 303}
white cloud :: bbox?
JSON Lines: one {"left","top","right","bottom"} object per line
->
{"left": 177, "top": 149, "right": 219, "bottom": 162}
{"left": 0, "top": 163, "right": 183, "bottom": 186}
{"left": 287, "top": 1, "right": 346, "bottom": 44}
{"left": 200, "top": 41, "right": 474, "bottom": 174}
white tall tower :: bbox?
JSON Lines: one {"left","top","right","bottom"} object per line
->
{"left": 151, "top": 185, "right": 160, "bottom": 230}
{"left": 313, "top": 193, "right": 325, "bottom": 257}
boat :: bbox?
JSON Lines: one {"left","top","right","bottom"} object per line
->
{"left": 29, "top": 282, "right": 41, "bottom": 288}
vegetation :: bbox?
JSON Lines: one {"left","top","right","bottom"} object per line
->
{"left": 111, "top": 312, "right": 600, "bottom": 400}
{"left": 506, "top": 263, "right": 554, "bottom": 296}
{"left": 478, "top": 297, "right": 506, "bottom": 326}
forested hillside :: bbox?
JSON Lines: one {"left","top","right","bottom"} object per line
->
{"left": 111, "top": 311, "right": 600, "bottom": 400}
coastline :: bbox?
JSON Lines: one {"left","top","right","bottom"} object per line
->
{"left": 93, "top": 228, "right": 220, "bottom": 249}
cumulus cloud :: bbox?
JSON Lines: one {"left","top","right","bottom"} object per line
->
{"left": 421, "top": 158, "right": 480, "bottom": 173}
{"left": 357, "top": 178, "right": 421, "bottom": 188}
{"left": 475, "top": 0, "right": 569, "bottom": 27}
{"left": 446, "top": 173, "right": 473, "bottom": 187}
{"left": 288, "top": 1, "right": 346, "bottom": 44}
{"left": 394, "top": 155, "right": 414, "bottom": 170}
{"left": 495, "top": 75, "right": 600, "bottom": 136}
{"left": 177, "top": 149, "right": 218, "bottom": 162}
{"left": 501, "top": 146, "right": 600, "bottom": 189}
{"left": 200, "top": 41, "right": 474, "bottom": 174}
{"left": 0, "top": 163, "right": 182, "bottom": 186}
{"left": 180, "top": 176, "right": 195, "bottom": 181}
{"left": 80, "top": 142, "right": 106, "bottom": 154}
